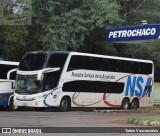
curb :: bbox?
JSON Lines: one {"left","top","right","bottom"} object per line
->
{"left": 94, "top": 107, "right": 160, "bottom": 114}
{"left": 128, "top": 117, "right": 160, "bottom": 126}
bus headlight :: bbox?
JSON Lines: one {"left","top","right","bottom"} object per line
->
{"left": 33, "top": 94, "right": 47, "bottom": 100}
{"left": 34, "top": 96, "right": 41, "bottom": 100}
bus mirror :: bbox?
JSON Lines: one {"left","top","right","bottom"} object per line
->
{"left": 37, "top": 67, "right": 60, "bottom": 80}
{"left": 7, "top": 68, "right": 17, "bottom": 80}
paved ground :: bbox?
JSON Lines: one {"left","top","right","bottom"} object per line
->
{"left": 0, "top": 111, "right": 135, "bottom": 127}
{"left": 0, "top": 107, "right": 160, "bottom": 136}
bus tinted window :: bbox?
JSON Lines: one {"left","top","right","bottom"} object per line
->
{"left": 0, "top": 64, "right": 17, "bottom": 79}
{"left": 19, "top": 53, "right": 46, "bottom": 71}
{"left": 67, "top": 55, "right": 84, "bottom": 71}
{"left": 125, "top": 61, "right": 152, "bottom": 74}
{"left": 101, "top": 59, "right": 112, "bottom": 71}
{"left": 43, "top": 71, "right": 60, "bottom": 91}
{"left": 101, "top": 59, "right": 152, "bottom": 74}
{"left": 63, "top": 80, "right": 124, "bottom": 94}
{"left": 141, "top": 62, "right": 152, "bottom": 74}
{"left": 47, "top": 54, "right": 68, "bottom": 68}
{"left": 10, "top": 71, "right": 17, "bottom": 80}
{"left": 67, "top": 55, "right": 152, "bottom": 74}
{"left": 84, "top": 57, "right": 100, "bottom": 70}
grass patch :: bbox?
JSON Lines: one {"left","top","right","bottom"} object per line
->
{"left": 128, "top": 116, "right": 160, "bottom": 126}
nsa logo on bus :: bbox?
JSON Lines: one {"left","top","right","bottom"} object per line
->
{"left": 125, "top": 76, "right": 152, "bottom": 97}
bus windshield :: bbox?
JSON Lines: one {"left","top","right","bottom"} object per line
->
{"left": 15, "top": 75, "right": 42, "bottom": 94}
{"left": 19, "top": 53, "right": 47, "bottom": 71}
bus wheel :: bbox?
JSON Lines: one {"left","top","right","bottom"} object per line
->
{"left": 8, "top": 98, "right": 19, "bottom": 111}
{"left": 8, "top": 97, "right": 14, "bottom": 111}
{"left": 59, "top": 97, "right": 70, "bottom": 112}
{"left": 121, "top": 98, "right": 129, "bottom": 110}
{"left": 130, "top": 99, "right": 139, "bottom": 109}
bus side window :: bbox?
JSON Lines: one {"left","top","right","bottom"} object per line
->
{"left": 102, "top": 58, "right": 111, "bottom": 71}
{"left": 0, "top": 64, "right": 17, "bottom": 79}
{"left": 129, "top": 62, "right": 135, "bottom": 73}
{"left": 10, "top": 71, "right": 17, "bottom": 80}
{"left": 142, "top": 63, "right": 152, "bottom": 74}
{"left": 115, "top": 60, "right": 123, "bottom": 72}
{"left": 43, "top": 72, "right": 59, "bottom": 91}
{"left": 109, "top": 59, "right": 117, "bottom": 72}
{"left": 47, "top": 54, "right": 68, "bottom": 68}
{"left": 67, "top": 56, "right": 84, "bottom": 71}
{"left": 84, "top": 57, "right": 100, "bottom": 71}
{"left": 135, "top": 62, "right": 142, "bottom": 73}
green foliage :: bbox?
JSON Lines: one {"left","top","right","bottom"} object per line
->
{"left": 118, "top": 0, "right": 145, "bottom": 24}
{"left": 0, "top": 0, "right": 160, "bottom": 81}
{"left": 0, "top": 25, "right": 28, "bottom": 60}
{"left": 128, "top": 116, "right": 160, "bottom": 126}
{"left": 1, "top": 0, "right": 123, "bottom": 60}
{"left": 119, "top": 0, "right": 160, "bottom": 25}
{"left": 117, "top": 0, "right": 160, "bottom": 81}
{"left": 28, "top": 0, "right": 123, "bottom": 52}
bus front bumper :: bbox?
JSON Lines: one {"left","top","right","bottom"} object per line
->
{"left": 14, "top": 98, "right": 45, "bottom": 107}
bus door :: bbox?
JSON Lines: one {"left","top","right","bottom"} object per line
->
{"left": 43, "top": 71, "right": 60, "bottom": 106}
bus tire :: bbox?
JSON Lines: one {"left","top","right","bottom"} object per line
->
{"left": 8, "top": 97, "right": 14, "bottom": 111}
{"left": 130, "top": 99, "right": 139, "bottom": 109}
{"left": 59, "top": 97, "right": 70, "bottom": 112}
{"left": 121, "top": 98, "right": 130, "bottom": 110}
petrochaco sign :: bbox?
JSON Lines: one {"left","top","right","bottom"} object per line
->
{"left": 107, "top": 24, "right": 160, "bottom": 43}
{"left": 109, "top": 28, "right": 156, "bottom": 38}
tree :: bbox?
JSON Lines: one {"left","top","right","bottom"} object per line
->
{"left": 1, "top": 0, "right": 123, "bottom": 60}
{"left": 131, "top": 0, "right": 160, "bottom": 24}
{"left": 118, "top": 0, "right": 145, "bottom": 25}
{"left": 79, "top": 0, "right": 124, "bottom": 54}
{"left": 0, "top": 25, "right": 28, "bottom": 61}
{"left": 28, "top": 0, "right": 124, "bottom": 52}
{"left": 118, "top": 0, "right": 160, "bottom": 24}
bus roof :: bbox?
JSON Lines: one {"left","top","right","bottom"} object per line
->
{"left": 25, "top": 51, "right": 153, "bottom": 64}
{"left": 26, "top": 51, "right": 69, "bottom": 54}
{"left": 69, "top": 52, "right": 153, "bottom": 64}
{"left": 0, "top": 61, "right": 19, "bottom": 65}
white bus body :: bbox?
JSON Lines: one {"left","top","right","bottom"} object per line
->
{"left": 14, "top": 51, "right": 154, "bottom": 111}
{"left": 0, "top": 61, "right": 19, "bottom": 109}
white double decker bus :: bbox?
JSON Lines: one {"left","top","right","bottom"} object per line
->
{"left": 14, "top": 51, "right": 154, "bottom": 111}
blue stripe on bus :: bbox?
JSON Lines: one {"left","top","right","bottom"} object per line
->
{"left": 0, "top": 93, "right": 13, "bottom": 106}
